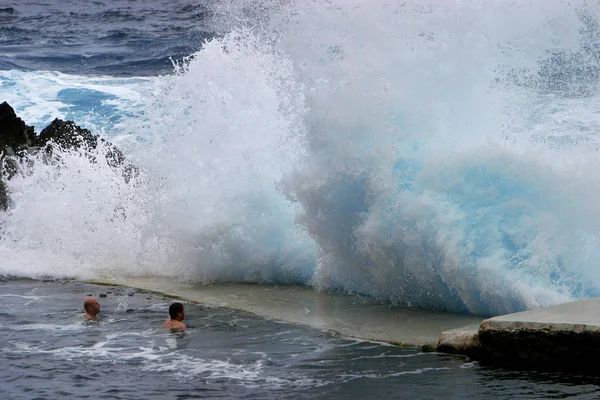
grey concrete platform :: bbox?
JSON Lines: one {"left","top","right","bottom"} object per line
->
{"left": 88, "top": 276, "right": 482, "bottom": 348}
{"left": 90, "top": 276, "right": 600, "bottom": 370}
{"left": 439, "top": 297, "right": 600, "bottom": 371}
{"left": 480, "top": 296, "right": 600, "bottom": 329}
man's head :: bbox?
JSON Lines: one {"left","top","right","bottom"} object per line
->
{"left": 168, "top": 302, "right": 185, "bottom": 321}
{"left": 84, "top": 297, "right": 100, "bottom": 316}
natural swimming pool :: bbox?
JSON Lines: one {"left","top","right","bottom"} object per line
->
{"left": 1, "top": 279, "right": 599, "bottom": 400}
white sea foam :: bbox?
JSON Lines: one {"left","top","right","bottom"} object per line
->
{"left": 2, "top": 0, "right": 600, "bottom": 316}
{"left": 337, "top": 366, "right": 450, "bottom": 383}
{"left": 7, "top": 323, "right": 85, "bottom": 332}
{"left": 2, "top": 333, "right": 330, "bottom": 389}
{"left": 0, "top": 70, "right": 148, "bottom": 132}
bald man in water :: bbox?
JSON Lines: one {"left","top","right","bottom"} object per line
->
{"left": 162, "top": 302, "right": 186, "bottom": 330}
{"left": 83, "top": 297, "right": 101, "bottom": 321}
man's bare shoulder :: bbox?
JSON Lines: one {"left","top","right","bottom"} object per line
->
{"left": 81, "top": 313, "right": 98, "bottom": 321}
{"left": 162, "top": 319, "right": 186, "bottom": 329}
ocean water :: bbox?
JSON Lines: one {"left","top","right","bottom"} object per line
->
{"left": 2, "top": 0, "right": 600, "bottom": 396}
{"left": 2, "top": 279, "right": 600, "bottom": 400}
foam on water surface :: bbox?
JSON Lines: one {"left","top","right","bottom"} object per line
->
{"left": 0, "top": 70, "right": 148, "bottom": 131}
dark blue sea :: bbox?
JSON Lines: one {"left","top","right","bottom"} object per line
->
{"left": 2, "top": 279, "right": 600, "bottom": 400}
{"left": 2, "top": 0, "right": 600, "bottom": 398}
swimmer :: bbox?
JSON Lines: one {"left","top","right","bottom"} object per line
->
{"left": 162, "top": 302, "right": 186, "bottom": 330}
{"left": 83, "top": 297, "right": 100, "bottom": 321}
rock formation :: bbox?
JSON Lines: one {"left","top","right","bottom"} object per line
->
{"left": 0, "top": 101, "right": 131, "bottom": 211}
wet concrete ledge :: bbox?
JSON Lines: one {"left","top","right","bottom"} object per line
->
{"left": 87, "top": 276, "right": 483, "bottom": 349}
{"left": 86, "top": 277, "right": 600, "bottom": 371}
{"left": 438, "top": 297, "right": 600, "bottom": 372}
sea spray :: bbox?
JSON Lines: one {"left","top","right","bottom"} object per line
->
{"left": 119, "top": 28, "right": 317, "bottom": 284}
{"left": 2, "top": 0, "right": 600, "bottom": 315}
{"left": 270, "top": 0, "right": 600, "bottom": 313}
{"left": 0, "top": 140, "right": 169, "bottom": 279}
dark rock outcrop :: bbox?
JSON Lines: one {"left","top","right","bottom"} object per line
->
{"left": 0, "top": 180, "right": 7, "bottom": 212}
{"left": 0, "top": 101, "right": 33, "bottom": 210}
{"left": 0, "top": 102, "right": 35, "bottom": 151}
{"left": 34, "top": 118, "right": 125, "bottom": 167}
{"left": 35, "top": 119, "right": 98, "bottom": 150}
{"left": 0, "top": 101, "right": 131, "bottom": 211}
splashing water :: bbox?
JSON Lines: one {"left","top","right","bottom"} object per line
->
{"left": 3, "top": 0, "right": 600, "bottom": 315}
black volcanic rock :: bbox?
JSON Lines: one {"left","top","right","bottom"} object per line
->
{"left": 34, "top": 119, "right": 98, "bottom": 150}
{"left": 0, "top": 181, "right": 7, "bottom": 211}
{"left": 34, "top": 119, "right": 126, "bottom": 167}
{"left": 0, "top": 101, "right": 35, "bottom": 150}
{"left": 0, "top": 102, "right": 132, "bottom": 211}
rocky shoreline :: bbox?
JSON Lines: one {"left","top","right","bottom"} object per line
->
{"left": 0, "top": 102, "right": 132, "bottom": 211}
